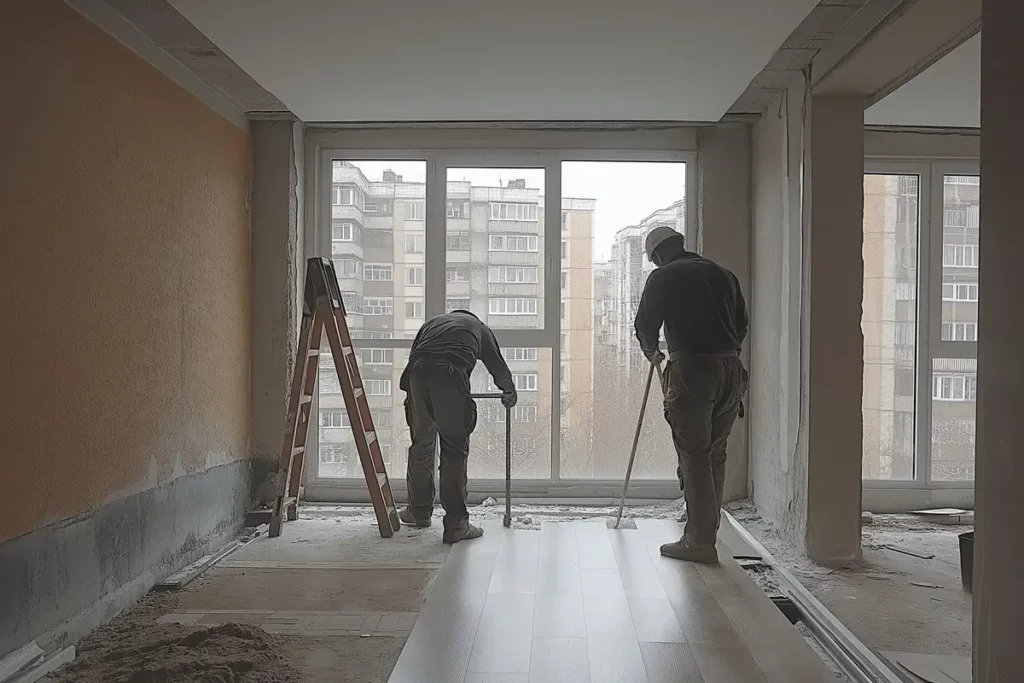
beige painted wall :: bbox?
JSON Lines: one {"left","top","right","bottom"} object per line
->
{"left": 0, "top": 0, "right": 251, "bottom": 543}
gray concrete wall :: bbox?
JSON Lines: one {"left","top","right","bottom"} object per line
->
{"left": 250, "top": 120, "right": 305, "bottom": 501}
{"left": 697, "top": 126, "right": 752, "bottom": 502}
{"left": 749, "top": 77, "right": 810, "bottom": 546}
{"left": 0, "top": 460, "right": 249, "bottom": 659}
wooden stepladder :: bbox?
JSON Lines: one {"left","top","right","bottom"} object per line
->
{"left": 269, "top": 257, "right": 402, "bottom": 539}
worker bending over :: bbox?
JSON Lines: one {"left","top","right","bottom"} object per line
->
{"left": 634, "top": 226, "right": 748, "bottom": 564}
{"left": 398, "top": 310, "right": 517, "bottom": 544}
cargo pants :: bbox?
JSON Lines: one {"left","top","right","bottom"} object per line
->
{"left": 662, "top": 351, "right": 748, "bottom": 549}
{"left": 404, "top": 360, "right": 478, "bottom": 531}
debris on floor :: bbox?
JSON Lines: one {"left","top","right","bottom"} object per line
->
{"left": 46, "top": 622, "right": 297, "bottom": 683}
{"left": 881, "top": 651, "right": 971, "bottom": 683}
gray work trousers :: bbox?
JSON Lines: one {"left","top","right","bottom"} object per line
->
{"left": 662, "top": 352, "right": 748, "bottom": 549}
{"left": 404, "top": 360, "right": 477, "bottom": 530}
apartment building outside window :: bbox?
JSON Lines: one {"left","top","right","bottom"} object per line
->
{"left": 490, "top": 374, "right": 538, "bottom": 392}
{"left": 322, "top": 411, "right": 347, "bottom": 427}
{"left": 365, "top": 380, "right": 392, "bottom": 396}
{"left": 406, "top": 201, "right": 425, "bottom": 220}
{"left": 942, "top": 283, "right": 979, "bottom": 301}
{"left": 489, "top": 298, "right": 538, "bottom": 315}
{"left": 446, "top": 266, "right": 470, "bottom": 282}
{"left": 489, "top": 235, "right": 538, "bottom": 252}
{"left": 364, "top": 264, "right": 393, "bottom": 282}
{"left": 942, "top": 244, "right": 978, "bottom": 267}
{"left": 942, "top": 322, "right": 977, "bottom": 342}
{"left": 488, "top": 266, "right": 538, "bottom": 283}
{"left": 363, "top": 297, "right": 392, "bottom": 315}
{"left": 361, "top": 349, "right": 394, "bottom": 365}
{"left": 446, "top": 297, "right": 470, "bottom": 312}
{"left": 503, "top": 348, "right": 538, "bottom": 361}
{"left": 406, "top": 266, "right": 424, "bottom": 286}
{"left": 332, "top": 221, "right": 355, "bottom": 241}
{"left": 405, "top": 233, "right": 424, "bottom": 253}
{"left": 447, "top": 201, "right": 468, "bottom": 218}
{"left": 933, "top": 375, "right": 978, "bottom": 401}
{"left": 447, "top": 232, "right": 471, "bottom": 251}
{"left": 489, "top": 203, "right": 538, "bottom": 221}
{"left": 331, "top": 184, "right": 363, "bottom": 208}
{"left": 405, "top": 300, "right": 423, "bottom": 318}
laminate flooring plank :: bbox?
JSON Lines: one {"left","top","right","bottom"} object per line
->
{"left": 464, "top": 675, "right": 529, "bottom": 683}
{"left": 533, "top": 594, "right": 587, "bottom": 638}
{"left": 584, "top": 588, "right": 649, "bottom": 682}
{"left": 639, "top": 642, "right": 706, "bottom": 683}
{"left": 467, "top": 593, "right": 536, "bottom": 675}
{"left": 489, "top": 528, "right": 541, "bottom": 595}
{"left": 529, "top": 637, "right": 591, "bottom": 683}
{"left": 632, "top": 520, "right": 743, "bottom": 646}
{"left": 388, "top": 540, "right": 500, "bottom": 683}
{"left": 574, "top": 521, "right": 617, "bottom": 570}
{"left": 691, "top": 645, "right": 769, "bottom": 683}
{"left": 580, "top": 569, "right": 627, "bottom": 599}
{"left": 628, "top": 598, "right": 688, "bottom": 643}
{"left": 536, "top": 522, "right": 583, "bottom": 596}
{"left": 607, "top": 529, "right": 670, "bottom": 599}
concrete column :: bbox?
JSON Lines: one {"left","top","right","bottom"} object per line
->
{"left": 249, "top": 119, "right": 305, "bottom": 502}
{"left": 697, "top": 126, "right": 752, "bottom": 502}
{"left": 975, "top": 3, "right": 1024, "bottom": 679}
{"left": 804, "top": 95, "right": 864, "bottom": 563}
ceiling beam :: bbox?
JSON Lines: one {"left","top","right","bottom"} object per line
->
{"left": 814, "top": 0, "right": 980, "bottom": 104}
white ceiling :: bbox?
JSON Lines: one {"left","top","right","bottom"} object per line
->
{"left": 865, "top": 34, "right": 979, "bottom": 128}
{"left": 170, "top": 0, "right": 820, "bottom": 123}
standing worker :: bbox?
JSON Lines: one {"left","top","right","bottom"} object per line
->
{"left": 398, "top": 310, "right": 517, "bottom": 544}
{"left": 634, "top": 226, "right": 748, "bottom": 564}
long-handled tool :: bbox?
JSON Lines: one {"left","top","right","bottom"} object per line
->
{"left": 471, "top": 393, "right": 512, "bottom": 528}
{"left": 614, "top": 359, "right": 663, "bottom": 529}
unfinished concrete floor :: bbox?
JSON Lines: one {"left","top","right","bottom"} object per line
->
{"left": 731, "top": 504, "right": 973, "bottom": 659}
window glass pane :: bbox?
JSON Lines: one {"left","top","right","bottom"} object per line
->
{"left": 931, "top": 357, "right": 976, "bottom": 481}
{"left": 446, "top": 168, "right": 545, "bottom": 329}
{"left": 862, "top": 174, "right": 919, "bottom": 480}
{"left": 940, "top": 175, "right": 980, "bottom": 341}
{"left": 317, "top": 347, "right": 411, "bottom": 479}
{"left": 329, "top": 160, "right": 427, "bottom": 338}
{"left": 469, "top": 349, "right": 553, "bottom": 479}
{"left": 559, "top": 161, "right": 687, "bottom": 479}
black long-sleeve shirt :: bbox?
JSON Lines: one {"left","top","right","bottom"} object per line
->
{"left": 399, "top": 311, "right": 515, "bottom": 394}
{"left": 634, "top": 253, "right": 748, "bottom": 357}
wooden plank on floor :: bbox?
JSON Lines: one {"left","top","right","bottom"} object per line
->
{"left": 574, "top": 521, "right": 617, "bottom": 570}
{"left": 387, "top": 535, "right": 501, "bottom": 683}
{"left": 489, "top": 527, "right": 541, "bottom": 595}
{"left": 581, "top": 569, "right": 627, "bottom": 598}
{"left": 467, "top": 593, "right": 536, "bottom": 675}
{"left": 464, "top": 675, "right": 529, "bottom": 683}
{"left": 533, "top": 594, "right": 587, "bottom": 638}
{"left": 691, "top": 645, "right": 769, "bottom": 683}
{"left": 529, "top": 637, "right": 591, "bottom": 683}
{"left": 584, "top": 585, "right": 649, "bottom": 682}
{"left": 639, "top": 642, "right": 706, "bottom": 683}
{"left": 632, "top": 520, "right": 743, "bottom": 646}
{"left": 628, "top": 598, "right": 688, "bottom": 643}
{"left": 536, "top": 522, "right": 582, "bottom": 596}
{"left": 608, "top": 529, "right": 670, "bottom": 599}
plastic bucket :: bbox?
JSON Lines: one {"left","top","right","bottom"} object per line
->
{"left": 958, "top": 531, "right": 974, "bottom": 593}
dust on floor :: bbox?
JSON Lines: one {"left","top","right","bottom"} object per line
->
{"left": 729, "top": 501, "right": 973, "bottom": 658}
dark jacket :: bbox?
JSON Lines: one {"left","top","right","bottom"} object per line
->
{"left": 399, "top": 311, "right": 515, "bottom": 394}
{"left": 634, "top": 253, "right": 748, "bottom": 357}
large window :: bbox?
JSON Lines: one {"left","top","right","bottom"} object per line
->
{"left": 862, "top": 165, "right": 979, "bottom": 486}
{"left": 314, "top": 154, "right": 692, "bottom": 490}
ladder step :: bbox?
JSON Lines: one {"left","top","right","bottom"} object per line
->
{"left": 366, "top": 431, "right": 376, "bottom": 445}
{"left": 308, "top": 348, "right": 320, "bottom": 357}
{"left": 353, "top": 387, "right": 364, "bottom": 398}
{"left": 376, "top": 472, "right": 388, "bottom": 487}
{"left": 342, "top": 346, "right": 354, "bottom": 356}
{"left": 300, "top": 395, "right": 313, "bottom": 405}
{"left": 291, "top": 445, "right": 304, "bottom": 455}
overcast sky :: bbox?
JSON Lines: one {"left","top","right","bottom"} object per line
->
{"left": 347, "top": 160, "right": 685, "bottom": 262}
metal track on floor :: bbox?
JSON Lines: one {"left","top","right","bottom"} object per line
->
{"left": 722, "top": 511, "right": 905, "bottom": 683}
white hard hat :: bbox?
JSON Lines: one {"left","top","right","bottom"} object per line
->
{"left": 644, "top": 226, "right": 682, "bottom": 260}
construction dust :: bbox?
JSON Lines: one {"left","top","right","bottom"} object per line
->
{"left": 46, "top": 622, "right": 298, "bottom": 683}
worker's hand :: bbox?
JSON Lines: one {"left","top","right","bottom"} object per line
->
{"left": 501, "top": 389, "right": 518, "bottom": 409}
{"left": 645, "top": 349, "right": 665, "bottom": 366}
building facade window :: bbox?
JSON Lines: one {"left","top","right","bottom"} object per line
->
{"left": 489, "top": 298, "right": 538, "bottom": 315}
{"left": 942, "top": 244, "right": 979, "bottom": 267}
{"left": 933, "top": 375, "right": 978, "bottom": 401}
{"left": 942, "top": 322, "right": 978, "bottom": 342}
{"left": 331, "top": 221, "right": 355, "bottom": 241}
{"left": 503, "top": 348, "right": 538, "bottom": 361}
{"left": 447, "top": 201, "right": 469, "bottom": 218}
{"left": 941, "top": 283, "right": 979, "bottom": 302}
{"left": 447, "top": 232, "right": 471, "bottom": 251}
{"left": 405, "top": 300, "right": 423, "bottom": 318}
{"left": 405, "top": 201, "right": 425, "bottom": 220}
{"left": 331, "top": 185, "right": 363, "bottom": 208}
{"left": 446, "top": 266, "right": 471, "bottom": 282}
{"left": 488, "top": 266, "right": 538, "bottom": 283}
{"left": 361, "top": 348, "right": 394, "bottom": 365}
{"left": 363, "top": 264, "right": 393, "bottom": 282}
{"left": 365, "top": 380, "right": 392, "bottom": 396}
{"left": 446, "top": 297, "right": 470, "bottom": 312}
{"left": 405, "top": 233, "right": 424, "bottom": 253}
{"left": 321, "top": 411, "right": 347, "bottom": 427}
{"left": 363, "top": 297, "right": 393, "bottom": 315}
{"left": 406, "top": 266, "right": 424, "bottom": 286}
{"left": 489, "top": 203, "right": 539, "bottom": 221}
{"left": 363, "top": 230, "right": 392, "bottom": 248}
{"left": 489, "top": 235, "right": 539, "bottom": 252}
{"left": 335, "top": 257, "right": 361, "bottom": 279}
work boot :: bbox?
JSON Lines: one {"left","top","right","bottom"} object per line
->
{"left": 660, "top": 538, "right": 719, "bottom": 564}
{"left": 399, "top": 507, "right": 431, "bottom": 528}
{"left": 442, "top": 522, "right": 484, "bottom": 544}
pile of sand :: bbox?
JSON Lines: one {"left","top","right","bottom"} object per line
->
{"left": 47, "top": 623, "right": 298, "bottom": 683}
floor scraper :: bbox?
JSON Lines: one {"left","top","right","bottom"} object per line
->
{"left": 614, "top": 358, "right": 663, "bottom": 529}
